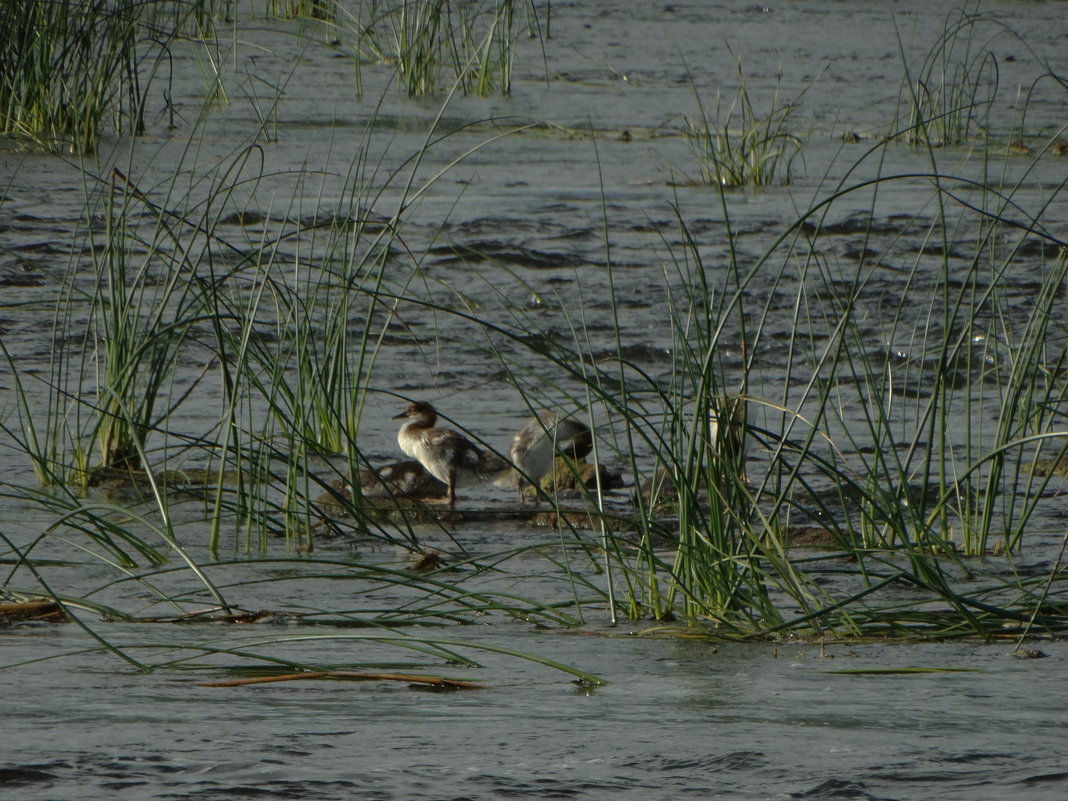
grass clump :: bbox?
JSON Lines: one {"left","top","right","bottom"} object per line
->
{"left": 353, "top": 0, "right": 539, "bottom": 97}
{"left": 459, "top": 123, "right": 1068, "bottom": 639}
{"left": 684, "top": 62, "right": 811, "bottom": 187}
{"left": 896, "top": 2, "right": 1011, "bottom": 147}
{"left": 0, "top": 0, "right": 189, "bottom": 152}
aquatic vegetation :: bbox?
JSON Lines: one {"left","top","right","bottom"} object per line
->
{"left": 354, "top": 0, "right": 539, "bottom": 97}
{"left": 453, "top": 130, "right": 1068, "bottom": 637}
{"left": 893, "top": 1, "right": 1052, "bottom": 149}
{"left": 684, "top": 62, "right": 811, "bottom": 187}
{"left": 3, "top": 2, "right": 1068, "bottom": 695}
{"left": 897, "top": 4, "right": 996, "bottom": 147}
{"left": 0, "top": 0, "right": 536, "bottom": 156}
{"left": 0, "top": 0, "right": 205, "bottom": 152}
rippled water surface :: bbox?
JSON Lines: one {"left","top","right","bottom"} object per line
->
{"left": 4, "top": 627, "right": 1067, "bottom": 801}
{"left": 3, "top": 1, "right": 1068, "bottom": 798}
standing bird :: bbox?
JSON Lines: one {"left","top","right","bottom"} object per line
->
{"left": 393, "top": 401, "right": 491, "bottom": 508}
{"left": 495, "top": 412, "right": 593, "bottom": 503}
{"left": 708, "top": 395, "right": 749, "bottom": 483}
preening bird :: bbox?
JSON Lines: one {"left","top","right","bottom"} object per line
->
{"left": 495, "top": 412, "right": 593, "bottom": 503}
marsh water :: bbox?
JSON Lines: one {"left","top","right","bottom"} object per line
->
{"left": 3, "top": 631, "right": 1066, "bottom": 801}
{"left": 3, "top": 1, "right": 1068, "bottom": 799}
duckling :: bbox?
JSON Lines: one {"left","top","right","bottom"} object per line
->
{"left": 393, "top": 401, "right": 492, "bottom": 508}
{"left": 359, "top": 460, "right": 446, "bottom": 499}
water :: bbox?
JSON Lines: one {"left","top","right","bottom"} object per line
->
{"left": 3, "top": 1, "right": 1068, "bottom": 798}
{"left": 2, "top": 624, "right": 1065, "bottom": 800}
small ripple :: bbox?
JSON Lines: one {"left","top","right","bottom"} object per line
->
{"left": 623, "top": 750, "right": 769, "bottom": 772}
{"left": 0, "top": 765, "right": 58, "bottom": 785}
{"left": 160, "top": 779, "right": 364, "bottom": 800}
{"left": 428, "top": 240, "right": 588, "bottom": 270}
{"left": 1016, "top": 770, "right": 1068, "bottom": 786}
{"left": 470, "top": 773, "right": 639, "bottom": 797}
{"left": 790, "top": 778, "right": 890, "bottom": 800}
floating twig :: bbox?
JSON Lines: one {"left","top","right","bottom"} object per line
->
{"left": 199, "top": 671, "right": 484, "bottom": 690}
{"left": 0, "top": 600, "right": 68, "bottom": 622}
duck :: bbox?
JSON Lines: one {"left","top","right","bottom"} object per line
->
{"left": 495, "top": 412, "right": 593, "bottom": 503}
{"left": 393, "top": 401, "right": 494, "bottom": 508}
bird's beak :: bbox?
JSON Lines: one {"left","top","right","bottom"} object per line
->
{"left": 391, "top": 410, "right": 407, "bottom": 420}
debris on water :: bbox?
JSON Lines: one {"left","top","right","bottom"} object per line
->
{"left": 0, "top": 600, "right": 67, "bottom": 624}
{"left": 1010, "top": 649, "right": 1048, "bottom": 660}
{"left": 410, "top": 551, "right": 448, "bottom": 572}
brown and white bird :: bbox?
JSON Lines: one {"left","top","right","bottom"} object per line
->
{"left": 708, "top": 395, "right": 749, "bottom": 482}
{"left": 495, "top": 412, "right": 593, "bottom": 503}
{"left": 393, "top": 401, "right": 492, "bottom": 508}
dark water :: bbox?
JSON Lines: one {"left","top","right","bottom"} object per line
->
{"left": 3, "top": 1, "right": 1068, "bottom": 798}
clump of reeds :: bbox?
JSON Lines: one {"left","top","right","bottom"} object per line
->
{"left": 459, "top": 113, "right": 1068, "bottom": 638}
{"left": 896, "top": 1, "right": 1001, "bottom": 147}
{"left": 1, "top": 1, "right": 146, "bottom": 152}
{"left": 684, "top": 63, "right": 811, "bottom": 187}
{"left": 353, "top": 0, "right": 537, "bottom": 97}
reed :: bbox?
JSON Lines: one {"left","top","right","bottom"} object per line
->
{"left": 0, "top": 0, "right": 190, "bottom": 152}
{"left": 896, "top": 1, "right": 1001, "bottom": 148}
{"left": 434, "top": 118, "right": 1068, "bottom": 637}
{"left": 642, "top": 146, "right": 1068, "bottom": 634}
{"left": 684, "top": 62, "right": 810, "bottom": 187}
{"left": 357, "top": 0, "right": 536, "bottom": 97}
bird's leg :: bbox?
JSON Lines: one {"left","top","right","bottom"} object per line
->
{"left": 530, "top": 483, "right": 551, "bottom": 506}
{"left": 518, "top": 475, "right": 549, "bottom": 506}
